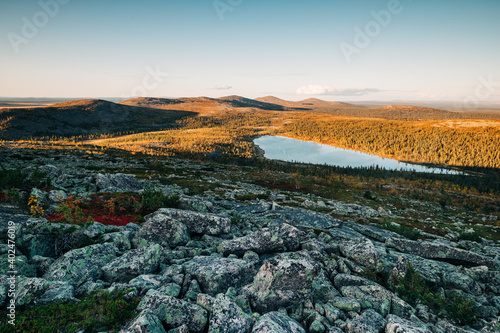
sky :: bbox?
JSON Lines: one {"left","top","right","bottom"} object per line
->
{"left": 1, "top": 0, "right": 499, "bottom": 103}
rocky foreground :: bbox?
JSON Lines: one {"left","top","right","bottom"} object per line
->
{"left": 1, "top": 157, "right": 500, "bottom": 332}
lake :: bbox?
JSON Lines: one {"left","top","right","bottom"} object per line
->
{"left": 254, "top": 136, "right": 460, "bottom": 174}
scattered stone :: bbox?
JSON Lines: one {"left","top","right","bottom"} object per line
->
{"left": 252, "top": 311, "right": 306, "bottom": 333}
{"left": 43, "top": 243, "right": 117, "bottom": 287}
{"left": 137, "top": 290, "right": 208, "bottom": 332}
{"left": 346, "top": 309, "right": 385, "bottom": 333}
{"left": 385, "top": 314, "right": 432, "bottom": 333}
{"left": 102, "top": 244, "right": 162, "bottom": 283}
{"left": 183, "top": 256, "right": 254, "bottom": 295}
{"left": 208, "top": 294, "right": 253, "bottom": 333}
{"left": 132, "top": 214, "right": 190, "bottom": 248}
{"left": 386, "top": 238, "right": 497, "bottom": 268}
{"left": 149, "top": 208, "right": 230, "bottom": 235}
{"left": 124, "top": 309, "right": 168, "bottom": 333}
{"left": 217, "top": 223, "right": 305, "bottom": 256}
{"left": 95, "top": 173, "right": 144, "bottom": 192}
{"left": 251, "top": 256, "right": 321, "bottom": 312}
{"left": 339, "top": 237, "right": 381, "bottom": 271}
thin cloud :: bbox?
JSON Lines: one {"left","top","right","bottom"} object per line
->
{"left": 296, "top": 85, "right": 382, "bottom": 96}
{"left": 208, "top": 85, "right": 233, "bottom": 90}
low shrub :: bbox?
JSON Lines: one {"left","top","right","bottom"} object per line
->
{"left": 140, "top": 189, "right": 179, "bottom": 215}
{"left": 458, "top": 230, "right": 482, "bottom": 243}
{"left": 391, "top": 262, "right": 477, "bottom": 325}
{"left": 0, "top": 290, "right": 139, "bottom": 333}
{"left": 47, "top": 191, "right": 180, "bottom": 227}
{"left": 28, "top": 195, "right": 44, "bottom": 218}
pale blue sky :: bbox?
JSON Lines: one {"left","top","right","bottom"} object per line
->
{"left": 1, "top": 0, "right": 499, "bottom": 102}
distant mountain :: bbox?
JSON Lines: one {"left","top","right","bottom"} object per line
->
{"left": 255, "top": 96, "right": 358, "bottom": 108}
{"left": 0, "top": 99, "right": 194, "bottom": 140}
{"left": 121, "top": 95, "right": 296, "bottom": 114}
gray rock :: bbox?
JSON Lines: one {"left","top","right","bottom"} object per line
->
{"left": 137, "top": 289, "right": 208, "bottom": 332}
{"left": 132, "top": 214, "right": 190, "bottom": 248}
{"left": 385, "top": 314, "right": 432, "bottom": 333}
{"left": 14, "top": 277, "right": 51, "bottom": 307}
{"left": 346, "top": 309, "right": 385, "bottom": 333}
{"left": 95, "top": 173, "right": 144, "bottom": 192}
{"left": 81, "top": 222, "right": 107, "bottom": 239}
{"left": 102, "top": 231, "right": 132, "bottom": 251}
{"left": 43, "top": 243, "right": 117, "bottom": 287}
{"left": 183, "top": 256, "right": 254, "bottom": 295}
{"left": 331, "top": 297, "right": 361, "bottom": 313}
{"left": 346, "top": 222, "right": 401, "bottom": 242}
{"left": 340, "top": 284, "right": 392, "bottom": 317}
{"left": 48, "top": 190, "right": 67, "bottom": 203}
{"left": 333, "top": 274, "right": 378, "bottom": 289}
{"left": 149, "top": 208, "right": 230, "bottom": 236}
{"left": 0, "top": 254, "right": 36, "bottom": 277}
{"left": 167, "top": 324, "right": 189, "bottom": 333}
{"left": 39, "top": 165, "right": 62, "bottom": 180}
{"left": 178, "top": 196, "right": 215, "bottom": 213}
{"left": 17, "top": 219, "right": 82, "bottom": 259}
{"left": 272, "top": 207, "right": 342, "bottom": 230}
{"left": 252, "top": 311, "right": 306, "bottom": 333}
{"left": 208, "top": 294, "right": 253, "bottom": 333}
{"left": 37, "top": 281, "right": 75, "bottom": 306}
{"left": 30, "top": 255, "right": 55, "bottom": 276}
{"left": 251, "top": 256, "right": 321, "bottom": 312}
{"left": 75, "top": 280, "right": 107, "bottom": 297}
{"left": 339, "top": 238, "right": 381, "bottom": 271}
{"left": 124, "top": 309, "right": 167, "bottom": 333}
{"left": 156, "top": 283, "right": 180, "bottom": 298}
{"left": 386, "top": 238, "right": 496, "bottom": 268}
{"left": 102, "top": 244, "right": 162, "bottom": 282}
{"left": 129, "top": 274, "right": 168, "bottom": 293}
{"left": 197, "top": 293, "right": 216, "bottom": 312}
{"left": 217, "top": 223, "right": 305, "bottom": 256}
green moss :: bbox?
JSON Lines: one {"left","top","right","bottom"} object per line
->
{"left": 0, "top": 290, "right": 139, "bottom": 333}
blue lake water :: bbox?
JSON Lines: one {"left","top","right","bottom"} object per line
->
{"left": 254, "top": 136, "right": 460, "bottom": 174}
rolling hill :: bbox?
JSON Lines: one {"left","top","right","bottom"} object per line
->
{"left": 0, "top": 99, "right": 195, "bottom": 140}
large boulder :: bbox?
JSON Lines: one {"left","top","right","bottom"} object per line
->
{"left": 386, "top": 238, "right": 497, "bottom": 268}
{"left": 15, "top": 277, "right": 74, "bottom": 307}
{"left": 183, "top": 256, "right": 255, "bottom": 295}
{"left": 217, "top": 223, "right": 305, "bottom": 256}
{"left": 148, "top": 208, "right": 230, "bottom": 235}
{"left": 0, "top": 254, "right": 36, "bottom": 277}
{"left": 95, "top": 173, "right": 144, "bottom": 192}
{"left": 273, "top": 207, "right": 342, "bottom": 230}
{"left": 132, "top": 214, "right": 190, "bottom": 248}
{"left": 334, "top": 274, "right": 393, "bottom": 316}
{"left": 43, "top": 243, "right": 117, "bottom": 287}
{"left": 346, "top": 309, "right": 385, "bottom": 333}
{"left": 251, "top": 256, "right": 321, "bottom": 312}
{"left": 16, "top": 218, "right": 82, "bottom": 259}
{"left": 123, "top": 309, "right": 167, "bottom": 333}
{"left": 101, "top": 244, "right": 163, "bottom": 283}
{"left": 339, "top": 237, "right": 381, "bottom": 270}
{"left": 385, "top": 314, "right": 432, "bottom": 333}
{"left": 252, "top": 311, "right": 306, "bottom": 333}
{"left": 208, "top": 294, "right": 253, "bottom": 333}
{"left": 137, "top": 290, "right": 208, "bottom": 332}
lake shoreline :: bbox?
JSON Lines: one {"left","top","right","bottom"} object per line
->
{"left": 254, "top": 135, "right": 462, "bottom": 175}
